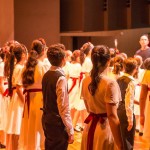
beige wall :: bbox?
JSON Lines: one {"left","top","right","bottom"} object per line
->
{"left": 14, "top": 0, "right": 60, "bottom": 49}
{"left": 91, "top": 28, "right": 150, "bottom": 57}
{"left": 0, "top": 0, "right": 14, "bottom": 47}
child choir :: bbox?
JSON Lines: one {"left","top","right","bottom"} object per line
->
{"left": 0, "top": 37, "right": 150, "bottom": 150}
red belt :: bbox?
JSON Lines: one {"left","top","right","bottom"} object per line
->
{"left": 84, "top": 113, "right": 107, "bottom": 150}
{"left": 3, "top": 87, "right": 16, "bottom": 97}
{"left": 79, "top": 72, "right": 85, "bottom": 87}
{"left": 68, "top": 77, "right": 78, "bottom": 94}
{"left": 23, "top": 89, "right": 42, "bottom": 117}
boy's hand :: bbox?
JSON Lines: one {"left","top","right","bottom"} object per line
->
{"left": 127, "top": 123, "right": 133, "bottom": 131}
{"left": 68, "top": 134, "right": 74, "bottom": 144}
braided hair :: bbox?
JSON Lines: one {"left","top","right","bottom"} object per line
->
{"left": 88, "top": 45, "right": 110, "bottom": 96}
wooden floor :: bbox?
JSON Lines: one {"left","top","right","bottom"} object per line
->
{"left": 0, "top": 131, "right": 149, "bottom": 150}
{"left": 68, "top": 131, "right": 150, "bottom": 150}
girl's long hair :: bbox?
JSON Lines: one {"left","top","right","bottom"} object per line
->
{"left": 22, "top": 50, "right": 38, "bottom": 88}
{"left": 88, "top": 45, "right": 110, "bottom": 96}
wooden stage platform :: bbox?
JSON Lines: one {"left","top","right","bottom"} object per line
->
{"left": 68, "top": 131, "right": 150, "bottom": 150}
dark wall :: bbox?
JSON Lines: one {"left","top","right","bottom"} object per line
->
{"left": 60, "top": 0, "right": 84, "bottom": 31}
{"left": 14, "top": 0, "right": 60, "bottom": 49}
{"left": 0, "top": 0, "right": 14, "bottom": 47}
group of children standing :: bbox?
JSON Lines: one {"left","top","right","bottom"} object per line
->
{"left": 0, "top": 36, "right": 150, "bottom": 150}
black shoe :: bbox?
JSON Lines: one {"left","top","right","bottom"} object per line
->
{"left": 135, "top": 129, "right": 139, "bottom": 132}
{"left": 74, "top": 126, "right": 84, "bottom": 132}
{"left": 0, "top": 143, "right": 6, "bottom": 148}
{"left": 139, "top": 132, "right": 143, "bottom": 136}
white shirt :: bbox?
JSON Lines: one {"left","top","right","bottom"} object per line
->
{"left": 50, "top": 66, "right": 74, "bottom": 136}
{"left": 124, "top": 73, "right": 136, "bottom": 125}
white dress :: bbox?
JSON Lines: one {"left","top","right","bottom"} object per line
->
{"left": 19, "top": 60, "right": 45, "bottom": 150}
{"left": 68, "top": 63, "right": 81, "bottom": 109}
{"left": 0, "top": 60, "right": 9, "bottom": 131}
{"left": 141, "top": 70, "right": 150, "bottom": 141}
{"left": 134, "top": 68, "right": 145, "bottom": 116}
{"left": 62, "top": 61, "right": 71, "bottom": 78}
{"left": 5, "top": 64, "right": 24, "bottom": 135}
{"left": 75, "top": 57, "right": 92, "bottom": 110}
{"left": 81, "top": 75, "right": 120, "bottom": 150}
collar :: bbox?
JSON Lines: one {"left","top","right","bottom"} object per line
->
{"left": 50, "top": 66, "right": 65, "bottom": 76}
{"left": 123, "top": 73, "right": 135, "bottom": 81}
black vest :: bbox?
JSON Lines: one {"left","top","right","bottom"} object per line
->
{"left": 42, "top": 70, "right": 65, "bottom": 126}
{"left": 117, "top": 75, "right": 132, "bottom": 110}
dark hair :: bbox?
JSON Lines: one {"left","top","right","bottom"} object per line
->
{"left": 38, "top": 38, "right": 46, "bottom": 47}
{"left": 31, "top": 40, "right": 45, "bottom": 57}
{"left": 71, "top": 50, "right": 80, "bottom": 62}
{"left": 0, "top": 48, "right": 6, "bottom": 60}
{"left": 56, "top": 43, "right": 66, "bottom": 50}
{"left": 47, "top": 44, "right": 65, "bottom": 66}
{"left": 124, "top": 57, "right": 137, "bottom": 74}
{"left": 8, "top": 44, "right": 26, "bottom": 95}
{"left": 22, "top": 50, "right": 38, "bottom": 88}
{"left": 143, "top": 58, "right": 150, "bottom": 70}
{"left": 80, "top": 42, "right": 93, "bottom": 65}
{"left": 88, "top": 45, "right": 110, "bottom": 96}
{"left": 134, "top": 55, "right": 143, "bottom": 67}
{"left": 113, "top": 55, "right": 124, "bottom": 75}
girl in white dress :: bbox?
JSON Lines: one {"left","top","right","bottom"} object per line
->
{"left": 74, "top": 42, "right": 93, "bottom": 131}
{"left": 0, "top": 48, "right": 9, "bottom": 148}
{"left": 5, "top": 44, "right": 27, "bottom": 150}
{"left": 81, "top": 45, "right": 124, "bottom": 150}
{"left": 67, "top": 50, "right": 81, "bottom": 123}
{"left": 21, "top": 40, "right": 46, "bottom": 150}
{"left": 133, "top": 55, "right": 145, "bottom": 134}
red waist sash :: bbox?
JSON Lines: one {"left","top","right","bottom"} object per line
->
{"left": 68, "top": 77, "right": 78, "bottom": 94}
{"left": 79, "top": 72, "right": 85, "bottom": 87}
{"left": 23, "top": 89, "right": 42, "bottom": 117}
{"left": 3, "top": 87, "right": 16, "bottom": 97}
{"left": 84, "top": 113, "right": 107, "bottom": 150}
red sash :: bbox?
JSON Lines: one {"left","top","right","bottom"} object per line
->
{"left": 23, "top": 89, "right": 42, "bottom": 117}
{"left": 3, "top": 87, "right": 16, "bottom": 97}
{"left": 84, "top": 113, "right": 107, "bottom": 150}
{"left": 68, "top": 77, "right": 78, "bottom": 94}
{"left": 79, "top": 72, "right": 85, "bottom": 87}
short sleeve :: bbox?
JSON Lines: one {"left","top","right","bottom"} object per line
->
{"left": 0, "top": 62, "right": 4, "bottom": 77}
{"left": 12, "top": 65, "right": 24, "bottom": 86}
{"left": 141, "top": 70, "right": 150, "bottom": 85}
{"left": 105, "top": 80, "right": 121, "bottom": 104}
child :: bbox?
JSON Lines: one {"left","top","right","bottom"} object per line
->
{"left": 117, "top": 58, "right": 138, "bottom": 150}
{"left": 42, "top": 44, "right": 74, "bottom": 150}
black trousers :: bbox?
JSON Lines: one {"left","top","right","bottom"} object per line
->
{"left": 42, "top": 115, "right": 68, "bottom": 150}
{"left": 118, "top": 109, "right": 136, "bottom": 150}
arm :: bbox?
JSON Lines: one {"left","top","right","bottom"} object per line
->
{"left": 16, "top": 85, "right": 25, "bottom": 103}
{"left": 125, "top": 81, "right": 135, "bottom": 131}
{"left": 56, "top": 76, "right": 74, "bottom": 144}
{"left": 106, "top": 103, "right": 124, "bottom": 150}
{"left": 0, "top": 77, "right": 5, "bottom": 94}
{"left": 139, "top": 84, "right": 148, "bottom": 126}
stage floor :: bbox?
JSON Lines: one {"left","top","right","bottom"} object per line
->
{"left": 68, "top": 131, "right": 150, "bottom": 150}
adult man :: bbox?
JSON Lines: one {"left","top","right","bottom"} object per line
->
{"left": 135, "top": 34, "right": 150, "bottom": 68}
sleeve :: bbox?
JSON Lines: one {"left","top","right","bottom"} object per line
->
{"left": 105, "top": 80, "right": 121, "bottom": 104}
{"left": 56, "top": 76, "right": 74, "bottom": 136}
{"left": 125, "top": 81, "right": 135, "bottom": 125}
{"left": 0, "top": 63, "right": 4, "bottom": 77}
{"left": 13, "top": 66, "right": 24, "bottom": 86}
{"left": 141, "top": 71, "right": 150, "bottom": 85}
{"left": 84, "top": 58, "right": 92, "bottom": 73}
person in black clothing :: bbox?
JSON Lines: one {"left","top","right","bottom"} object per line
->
{"left": 135, "top": 34, "right": 150, "bottom": 68}
{"left": 117, "top": 58, "right": 138, "bottom": 150}
{"left": 41, "top": 44, "right": 74, "bottom": 150}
